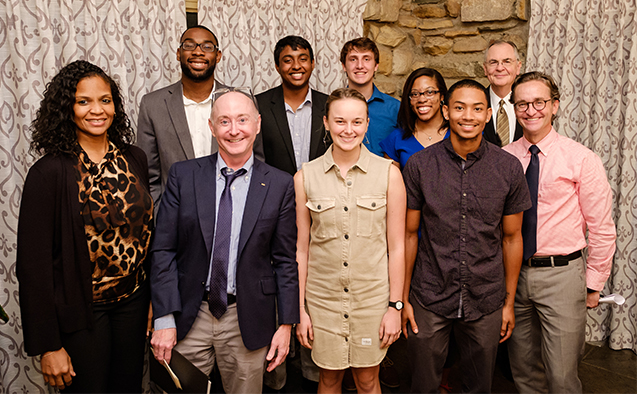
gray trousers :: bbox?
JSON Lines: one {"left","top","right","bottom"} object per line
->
{"left": 508, "top": 257, "right": 587, "bottom": 393}
{"left": 407, "top": 295, "right": 502, "bottom": 393}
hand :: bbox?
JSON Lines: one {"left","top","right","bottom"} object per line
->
{"left": 499, "top": 304, "right": 515, "bottom": 343}
{"left": 586, "top": 291, "right": 600, "bottom": 308}
{"left": 40, "top": 348, "right": 75, "bottom": 390}
{"left": 296, "top": 309, "right": 314, "bottom": 349}
{"left": 266, "top": 324, "right": 292, "bottom": 372}
{"left": 401, "top": 301, "right": 418, "bottom": 339}
{"left": 151, "top": 328, "right": 177, "bottom": 364}
{"left": 147, "top": 302, "right": 154, "bottom": 337}
{"left": 379, "top": 308, "right": 401, "bottom": 348}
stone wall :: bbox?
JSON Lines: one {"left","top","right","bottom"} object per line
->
{"left": 364, "top": 0, "right": 529, "bottom": 96}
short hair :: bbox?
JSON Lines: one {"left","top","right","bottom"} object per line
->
{"left": 445, "top": 79, "right": 488, "bottom": 105}
{"left": 510, "top": 71, "right": 560, "bottom": 122}
{"left": 325, "top": 88, "right": 369, "bottom": 118}
{"left": 30, "top": 60, "right": 133, "bottom": 156}
{"left": 274, "top": 35, "right": 314, "bottom": 66}
{"left": 180, "top": 25, "right": 218, "bottom": 45}
{"left": 340, "top": 37, "right": 379, "bottom": 65}
{"left": 484, "top": 40, "right": 520, "bottom": 63}
{"left": 397, "top": 67, "right": 448, "bottom": 139}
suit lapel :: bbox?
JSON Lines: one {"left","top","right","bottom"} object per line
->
{"left": 309, "top": 89, "right": 325, "bottom": 160}
{"left": 237, "top": 160, "right": 269, "bottom": 258}
{"left": 195, "top": 155, "right": 217, "bottom": 256}
{"left": 271, "top": 87, "right": 297, "bottom": 168}
{"left": 167, "top": 82, "right": 196, "bottom": 159}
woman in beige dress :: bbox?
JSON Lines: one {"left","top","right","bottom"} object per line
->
{"left": 294, "top": 88, "right": 406, "bottom": 393}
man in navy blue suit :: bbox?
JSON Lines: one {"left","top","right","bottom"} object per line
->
{"left": 150, "top": 89, "right": 299, "bottom": 394}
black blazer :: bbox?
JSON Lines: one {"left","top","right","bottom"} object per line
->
{"left": 17, "top": 146, "right": 150, "bottom": 356}
{"left": 256, "top": 85, "right": 329, "bottom": 175}
{"left": 483, "top": 86, "right": 523, "bottom": 146}
{"left": 150, "top": 154, "right": 299, "bottom": 350}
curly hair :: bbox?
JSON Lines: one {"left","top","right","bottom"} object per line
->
{"left": 29, "top": 60, "right": 134, "bottom": 156}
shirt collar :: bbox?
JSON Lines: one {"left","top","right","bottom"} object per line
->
{"left": 216, "top": 152, "right": 254, "bottom": 179}
{"left": 520, "top": 127, "right": 557, "bottom": 157}
{"left": 183, "top": 81, "right": 216, "bottom": 106}
{"left": 284, "top": 88, "right": 313, "bottom": 112}
{"left": 489, "top": 87, "right": 512, "bottom": 107}
{"left": 442, "top": 136, "right": 488, "bottom": 162}
{"left": 368, "top": 84, "right": 384, "bottom": 103}
{"left": 321, "top": 144, "right": 371, "bottom": 174}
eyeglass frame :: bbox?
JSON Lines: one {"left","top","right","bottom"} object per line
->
{"left": 408, "top": 89, "right": 440, "bottom": 100}
{"left": 485, "top": 58, "right": 519, "bottom": 69}
{"left": 513, "top": 99, "right": 552, "bottom": 112}
{"left": 211, "top": 87, "right": 260, "bottom": 114}
{"left": 180, "top": 40, "right": 219, "bottom": 53}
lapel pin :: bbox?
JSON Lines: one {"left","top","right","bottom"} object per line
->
{"left": 261, "top": 183, "right": 266, "bottom": 187}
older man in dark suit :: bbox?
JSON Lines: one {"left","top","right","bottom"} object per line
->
{"left": 150, "top": 89, "right": 298, "bottom": 394}
{"left": 482, "top": 40, "right": 524, "bottom": 147}
{"left": 256, "top": 35, "right": 329, "bottom": 176}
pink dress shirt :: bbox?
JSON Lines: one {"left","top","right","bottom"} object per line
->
{"left": 504, "top": 128, "right": 616, "bottom": 290}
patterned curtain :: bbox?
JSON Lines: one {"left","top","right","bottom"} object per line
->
{"left": 198, "top": 0, "right": 368, "bottom": 95}
{"left": 527, "top": 0, "right": 636, "bottom": 352}
{"left": 0, "top": 1, "right": 185, "bottom": 392}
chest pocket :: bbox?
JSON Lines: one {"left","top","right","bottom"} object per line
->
{"left": 356, "top": 195, "right": 386, "bottom": 237}
{"left": 307, "top": 198, "right": 338, "bottom": 239}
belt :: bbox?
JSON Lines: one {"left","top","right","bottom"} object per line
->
{"left": 202, "top": 291, "right": 237, "bottom": 305}
{"left": 526, "top": 250, "right": 582, "bottom": 267}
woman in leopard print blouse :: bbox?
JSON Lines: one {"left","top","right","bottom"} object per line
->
{"left": 17, "top": 60, "right": 153, "bottom": 393}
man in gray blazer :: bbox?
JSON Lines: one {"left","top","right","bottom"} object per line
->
{"left": 137, "top": 25, "right": 263, "bottom": 209}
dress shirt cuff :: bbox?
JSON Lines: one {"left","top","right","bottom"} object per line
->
{"left": 154, "top": 314, "right": 176, "bottom": 330}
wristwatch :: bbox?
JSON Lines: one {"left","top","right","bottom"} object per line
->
{"left": 389, "top": 300, "right": 404, "bottom": 310}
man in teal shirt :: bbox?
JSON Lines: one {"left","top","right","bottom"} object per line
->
{"left": 340, "top": 38, "right": 400, "bottom": 156}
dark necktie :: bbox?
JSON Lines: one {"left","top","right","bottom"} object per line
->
{"left": 497, "top": 99, "right": 510, "bottom": 146}
{"left": 208, "top": 167, "right": 247, "bottom": 319}
{"left": 522, "top": 145, "right": 540, "bottom": 261}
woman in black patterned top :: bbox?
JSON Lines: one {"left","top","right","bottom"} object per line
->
{"left": 17, "top": 60, "right": 153, "bottom": 393}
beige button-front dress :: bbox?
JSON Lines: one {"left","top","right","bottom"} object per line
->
{"left": 302, "top": 145, "right": 391, "bottom": 370}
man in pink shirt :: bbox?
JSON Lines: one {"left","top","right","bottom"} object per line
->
{"left": 503, "top": 72, "right": 616, "bottom": 393}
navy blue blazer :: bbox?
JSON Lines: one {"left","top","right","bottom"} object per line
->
{"left": 150, "top": 153, "right": 299, "bottom": 350}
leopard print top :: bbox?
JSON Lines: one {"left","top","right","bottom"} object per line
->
{"left": 75, "top": 143, "right": 153, "bottom": 304}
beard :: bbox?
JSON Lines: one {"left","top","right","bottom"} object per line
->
{"left": 180, "top": 59, "right": 216, "bottom": 82}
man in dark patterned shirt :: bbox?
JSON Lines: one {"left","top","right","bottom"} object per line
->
{"left": 401, "top": 79, "right": 531, "bottom": 393}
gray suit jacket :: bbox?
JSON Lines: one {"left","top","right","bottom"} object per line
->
{"left": 136, "top": 80, "right": 265, "bottom": 210}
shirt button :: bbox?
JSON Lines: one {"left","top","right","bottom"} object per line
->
{"left": 462, "top": 215, "right": 466, "bottom": 219}
{"left": 463, "top": 284, "right": 468, "bottom": 288}
{"left": 317, "top": 205, "right": 321, "bottom": 210}
{"left": 463, "top": 193, "right": 467, "bottom": 197}
{"left": 344, "top": 288, "right": 349, "bottom": 292}
{"left": 344, "top": 314, "right": 349, "bottom": 319}
{"left": 347, "top": 181, "right": 352, "bottom": 186}
{"left": 344, "top": 234, "right": 349, "bottom": 240}
{"left": 344, "top": 262, "right": 348, "bottom": 267}
{"left": 372, "top": 202, "right": 376, "bottom": 207}
{"left": 344, "top": 206, "right": 348, "bottom": 212}
{"left": 461, "top": 261, "right": 466, "bottom": 265}
{"left": 345, "top": 337, "right": 348, "bottom": 342}
{"left": 462, "top": 237, "right": 465, "bottom": 241}
{"left": 464, "top": 170, "right": 467, "bottom": 174}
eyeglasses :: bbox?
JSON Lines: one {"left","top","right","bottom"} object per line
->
{"left": 180, "top": 41, "right": 218, "bottom": 53}
{"left": 212, "top": 87, "right": 259, "bottom": 111}
{"left": 409, "top": 89, "right": 440, "bottom": 100}
{"left": 485, "top": 58, "right": 518, "bottom": 69}
{"left": 513, "top": 99, "right": 552, "bottom": 112}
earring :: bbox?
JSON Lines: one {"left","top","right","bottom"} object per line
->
{"left": 323, "top": 129, "right": 332, "bottom": 146}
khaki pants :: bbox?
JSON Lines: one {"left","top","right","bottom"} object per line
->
{"left": 174, "top": 302, "right": 268, "bottom": 394}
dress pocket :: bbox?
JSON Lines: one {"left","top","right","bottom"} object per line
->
{"left": 356, "top": 195, "right": 386, "bottom": 237}
{"left": 307, "top": 198, "right": 338, "bottom": 239}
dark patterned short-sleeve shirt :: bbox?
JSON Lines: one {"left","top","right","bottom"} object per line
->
{"left": 403, "top": 138, "right": 531, "bottom": 321}
{"left": 75, "top": 143, "right": 153, "bottom": 304}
